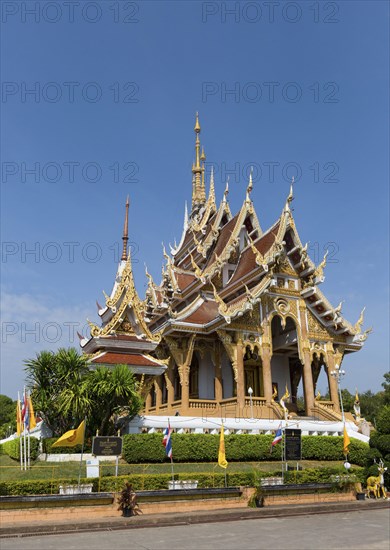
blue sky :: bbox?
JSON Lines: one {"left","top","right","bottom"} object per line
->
{"left": 1, "top": 0, "right": 389, "bottom": 399}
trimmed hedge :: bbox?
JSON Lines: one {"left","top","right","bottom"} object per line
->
{"left": 0, "top": 466, "right": 365, "bottom": 496}
{"left": 121, "top": 434, "right": 369, "bottom": 466}
{"left": 284, "top": 466, "right": 365, "bottom": 485}
{"left": 43, "top": 438, "right": 92, "bottom": 454}
{"left": 2, "top": 437, "right": 39, "bottom": 461}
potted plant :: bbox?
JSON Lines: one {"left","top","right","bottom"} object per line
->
{"left": 117, "top": 482, "right": 141, "bottom": 517}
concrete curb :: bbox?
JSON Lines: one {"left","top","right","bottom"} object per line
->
{"left": 1, "top": 499, "right": 389, "bottom": 538}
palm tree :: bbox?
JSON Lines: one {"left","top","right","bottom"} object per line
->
{"left": 88, "top": 365, "right": 142, "bottom": 435}
{"left": 25, "top": 348, "right": 91, "bottom": 435}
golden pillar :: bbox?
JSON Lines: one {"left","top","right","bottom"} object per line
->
{"left": 236, "top": 341, "right": 245, "bottom": 409}
{"left": 166, "top": 367, "right": 175, "bottom": 409}
{"left": 325, "top": 350, "right": 341, "bottom": 413}
{"left": 260, "top": 320, "right": 273, "bottom": 403}
{"left": 145, "top": 392, "right": 152, "bottom": 411}
{"left": 261, "top": 346, "right": 273, "bottom": 403}
{"left": 214, "top": 347, "right": 223, "bottom": 402}
{"left": 155, "top": 378, "right": 162, "bottom": 410}
{"left": 180, "top": 364, "right": 190, "bottom": 411}
{"left": 302, "top": 348, "right": 315, "bottom": 415}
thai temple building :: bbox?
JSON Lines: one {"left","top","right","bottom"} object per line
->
{"left": 80, "top": 115, "right": 371, "bottom": 435}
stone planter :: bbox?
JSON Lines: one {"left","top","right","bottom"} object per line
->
{"left": 59, "top": 484, "right": 93, "bottom": 495}
{"left": 168, "top": 480, "right": 198, "bottom": 490}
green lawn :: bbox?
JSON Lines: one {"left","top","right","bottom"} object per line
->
{"left": 0, "top": 454, "right": 347, "bottom": 482}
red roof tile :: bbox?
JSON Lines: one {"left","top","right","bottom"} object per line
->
{"left": 91, "top": 352, "right": 162, "bottom": 367}
{"left": 178, "top": 300, "right": 220, "bottom": 324}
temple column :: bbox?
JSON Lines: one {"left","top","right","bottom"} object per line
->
{"left": 261, "top": 347, "right": 273, "bottom": 403}
{"left": 155, "top": 378, "right": 162, "bottom": 410}
{"left": 180, "top": 364, "right": 190, "bottom": 413}
{"left": 236, "top": 340, "right": 245, "bottom": 411}
{"left": 302, "top": 348, "right": 315, "bottom": 415}
{"left": 213, "top": 347, "right": 223, "bottom": 402}
{"left": 145, "top": 392, "right": 152, "bottom": 411}
{"left": 166, "top": 364, "right": 175, "bottom": 409}
{"left": 260, "top": 319, "right": 273, "bottom": 403}
{"left": 325, "top": 349, "right": 341, "bottom": 413}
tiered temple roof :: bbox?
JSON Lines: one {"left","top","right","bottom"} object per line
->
{"left": 81, "top": 115, "right": 370, "bottom": 420}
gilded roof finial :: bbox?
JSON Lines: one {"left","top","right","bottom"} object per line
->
{"left": 223, "top": 178, "right": 229, "bottom": 202}
{"left": 354, "top": 306, "right": 366, "bottom": 333}
{"left": 287, "top": 176, "right": 294, "bottom": 204}
{"left": 194, "top": 112, "right": 201, "bottom": 133}
{"left": 246, "top": 167, "right": 253, "bottom": 201}
{"left": 144, "top": 263, "right": 153, "bottom": 284}
{"left": 121, "top": 196, "right": 130, "bottom": 261}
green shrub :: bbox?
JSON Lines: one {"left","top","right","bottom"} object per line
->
{"left": 42, "top": 437, "right": 92, "bottom": 454}
{"left": 0, "top": 443, "right": 4, "bottom": 455}
{"left": 2, "top": 437, "right": 39, "bottom": 461}
{"left": 0, "top": 477, "right": 96, "bottom": 496}
{"left": 122, "top": 434, "right": 367, "bottom": 465}
{"left": 365, "top": 447, "right": 383, "bottom": 465}
{"left": 284, "top": 466, "right": 365, "bottom": 485}
{"left": 376, "top": 406, "right": 390, "bottom": 434}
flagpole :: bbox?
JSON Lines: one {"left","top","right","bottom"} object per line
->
{"left": 23, "top": 388, "right": 27, "bottom": 471}
{"left": 169, "top": 420, "right": 174, "bottom": 483}
{"left": 281, "top": 423, "right": 285, "bottom": 484}
{"left": 77, "top": 416, "right": 87, "bottom": 487}
{"left": 27, "top": 429, "right": 31, "bottom": 470}
{"left": 17, "top": 392, "right": 23, "bottom": 471}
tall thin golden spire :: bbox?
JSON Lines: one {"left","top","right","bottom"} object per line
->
{"left": 121, "top": 196, "right": 130, "bottom": 261}
{"left": 191, "top": 112, "right": 206, "bottom": 211}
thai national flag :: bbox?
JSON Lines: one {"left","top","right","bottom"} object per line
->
{"left": 272, "top": 428, "right": 283, "bottom": 446}
{"left": 162, "top": 424, "right": 173, "bottom": 459}
{"left": 21, "top": 391, "right": 27, "bottom": 426}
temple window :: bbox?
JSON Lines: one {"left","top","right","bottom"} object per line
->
{"left": 189, "top": 354, "right": 199, "bottom": 398}
{"left": 161, "top": 375, "right": 168, "bottom": 404}
{"left": 174, "top": 365, "right": 181, "bottom": 401}
{"left": 151, "top": 385, "right": 156, "bottom": 407}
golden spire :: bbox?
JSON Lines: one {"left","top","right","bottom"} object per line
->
{"left": 246, "top": 168, "right": 253, "bottom": 202}
{"left": 287, "top": 176, "right": 294, "bottom": 203}
{"left": 191, "top": 113, "right": 206, "bottom": 211}
{"left": 121, "top": 196, "right": 130, "bottom": 261}
{"left": 208, "top": 166, "right": 216, "bottom": 206}
{"left": 223, "top": 178, "right": 229, "bottom": 202}
{"left": 194, "top": 112, "right": 201, "bottom": 133}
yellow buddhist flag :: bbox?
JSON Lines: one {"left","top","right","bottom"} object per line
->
{"left": 52, "top": 420, "right": 85, "bottom": 448}
{"left": 28, "top": 393, "right": 37, "bottom": 431}
{"left": 16, "top": 394, "right": 22, "bottom": 436}
{"left": 218, "top": 425, "right": 228, "bottom": 469}
{"left": 343, "top": 426, "right": 350, "bottom": 455}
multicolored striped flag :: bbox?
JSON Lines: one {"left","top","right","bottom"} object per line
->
{"left": 21, "top": 390, "right": 28, "bottom": 430}
{"left": 272, "top": 428, "right": 283, "bottom": 446}
{"left": 162, "top": 423, "right": 173, "bottom": 459}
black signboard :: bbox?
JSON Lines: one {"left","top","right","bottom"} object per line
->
{"left": 92, "top": 436, "right": 123, "bottom": 456}
{"left": 285, "top": 429, "right": 301, "bottom": 461}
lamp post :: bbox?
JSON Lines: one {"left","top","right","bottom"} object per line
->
{"left": 330, "top": 363, "right": 346, "bottom": 423}
{"left": 248, "top": 387, "right": 254, "bottom": 419}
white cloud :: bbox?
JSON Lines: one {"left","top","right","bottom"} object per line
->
{"left": 0, "top": 289, "right": 93, "bottom": 398}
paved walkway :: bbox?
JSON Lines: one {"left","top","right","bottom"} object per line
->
{"left": 1, "top": 499, "right": 389, "bottom": 538}
{"left": 1, "top": 508, "right": 390, "bottom": 550}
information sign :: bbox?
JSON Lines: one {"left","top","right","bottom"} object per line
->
{"left": 92, "top": 436, "right": 122, "bottom": 456}
{"left": 285, "top": 428, "right": 301, "bottom": 461}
